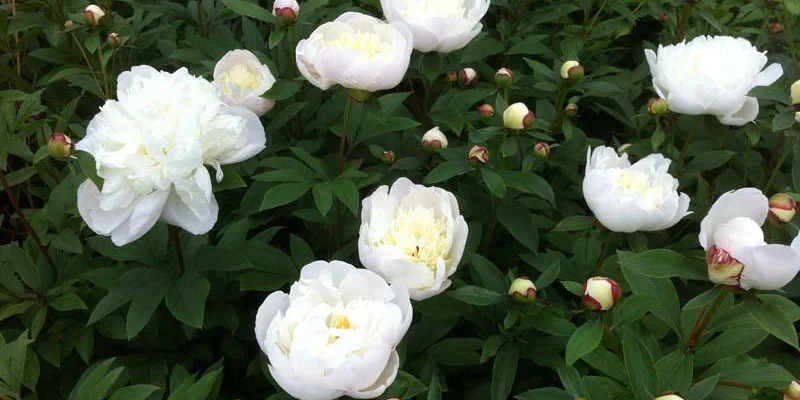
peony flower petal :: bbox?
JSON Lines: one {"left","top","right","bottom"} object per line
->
{"left": 268, "top": 364, "right": 341, "bottom": 400}
{"left": 254, "top": 292, "right": 289, "bottom": 355}
{"left": 699, "top": 188, "right": 768, "bottom": 250}
{"left": 737, "top": 244, "right": 800, "bottom": 290}
{"left": 111, "top": 189, "right": 169, "bottom": 246}
{"left": 717, "top": 96, "right": 759, "bottom": 126}
{"left": 347, "top": 351, "right": 400, "bottom": 399}
{"left": 752, "top": 63, "right": 784, "bottom": 87}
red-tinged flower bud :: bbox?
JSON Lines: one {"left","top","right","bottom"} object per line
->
{"left": 655, "top": 392, "right": 685, "bottom": 400}
{"left": 503, "top": 102, "right": 534, "bottom": 130}
{"left": 446, "top": 70, "right": 458, "bottom": 83}
{"left": 495, "top": 67, "right": 513, "bottom": 88}
{"left": 705, "top": 245, "right": 744, "bottom": 287}
{"left": 459, "top": 68, "right": 478, "bottom": 86}
{"left": 64, "top": 20, "right": 76, "bottom": 30}
{"left": 648, "top": 97, "right": 669, "bottom": 115}
{"left": 769, "top": 19, "right": 784, "bottom": 35}
{"left": 469, "top": 145, "right": 489, "bottom": 164}
{"left": 422, "top": 127, "right": 448, "bottom": 149}
{"left": 107, "top": 32, "right": 122, "bottom": 48}
{"left": 48, "top": 133, "right": 74, "bottom": 160}
{"left": 769, "top": 193, "right": 797, "bottom": 224}
{"left": 658, "top": 11, "right": 669, "bottom": 23}
{"left": 478, "top": 104, "right": 495, "bottom": 118}
{"left": 582, "top": 277, "right": 621, "bottom": 311}
{"left": 560, "top": 61, "right": 584, "bottom": 82}
{"left": 534, "top": 142, "right": 550, "bottom": 159}
{"left": 508, "top": 277, "right": 537, "bottom": 303}
{"left": 565, "top": 103, "right": 578, "bottom": 116}
{"left": 381, "top": 151, "right": 396, "bottom": 165}
{"left": 273, "top": 0, "right": 299, "bottom": 24}
{"left": 617, "top": 143, "right": 632, "bottom": 154}
{"left": 784, "top": 380, "right": 800, "bottom": 400}
{"left": 83, "top": 5, "right": 105, "bottom": 26}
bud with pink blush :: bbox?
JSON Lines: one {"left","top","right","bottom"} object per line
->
{"left": 582, "top": 277, "right": 621, "bottom": 311}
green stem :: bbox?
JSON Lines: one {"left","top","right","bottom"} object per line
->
{"left": 687, "top": 288, "right": 727, "bottom": 350}
{"left": 675, "top": 3, "right": 695, "bottom": 43}
{"left": 69, "top": 32, "right": 106, "bottom": 99}
{"left": 169, "top": 225, "right": 185, "bottom": 276}
{"left": 0, "top": 170, "right": 56, "bottom": 275}
{"left": 97, "top": 43, "right": 109, "bottom": 98}
{"left": 582, "top": 0, "right": 607, "bottom": 38}
{"left": 338, "top": 97, "right": 355, "bottom": 174}
{"left": 765, "top": 135, "right": 794, "bottom": 191}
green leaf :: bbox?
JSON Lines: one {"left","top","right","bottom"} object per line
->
{"left": 773, "top": 110, "right": 797, "bottom": 132}
{"left": 552, "top": 215, "right": 595, "bottom": 232}
{"left": 449, "top": 285, "right": 506, "bottom": 306}
{"left": 787, "top": 0, "right": 800, "bottom": 14}
{"left": 126, "top": 277, "right": 170, "bottom": 339}
{"left": 565, "top": 318, "right": 604, "bottom": 365}
{"left": 222, "top": 0, "right": 276, "bottom": 23}
{"left": 655, "top": 350, "right": 693, "bottom": 393}
{"left": 108, "top": 385, "right": 161, "bottom": 400}
{"left": 743, "top": 294, "right": 799, "bottom": 350}
{"left": 621, "top": 259, "right": 681, "bottom": 331}
{"left": 428, "top": 338, "right": 482, "bottom": 366}
{"left": 481, "top": 334, "right": 508, "bottom": 363}
{"left": 482, "top": 168, "right": 507, "bottom": 199}
{"left": 259, "top": 182, "right": 312, "bottom": 210}
{"left": 470, "top": 254, "right": 507, "bottom": 293}
{"left": 497, "top": 203, "right": 539, "bottom": 252}
{"left": 425, "top": 161, "right": 473, "bottom": 184}
{"left": 515, "top": 388, "right": 573, "bottom": 400}
{"left": 491, "top": 342, "right": 518, "bottom": 400}
{"left": 618, "top": 249, "right": 707, "bottom": 280}
{"left": 622, "top": 327, "right": 659, "bottom": 400}
{"left": 683, "top": 150, "right": 736, "bottom": 174}
{"left": 182, "top": 368, "right": 222, "bottom": 400}
{"left": 49, "top": 293, "right": 87, "bottom": 311}
{"left": 382, "top": 371, "right": 428, "bottom": 399}
{"left": 427, "top": 374, "right": 442, "bottom": 400}
{"left": 685, "top": 374, "right": 719, "bottom": 400}
{"left": 312, "top": 182, "right": 334, "bottom": 216}
{"left": 611, "top": 294, "right": 652, "bottom": 329}
{"left": 534, "top": 260, "right": 560, "bottom": 290}
{"left": 165, "top": 273, "right": 210, "bottom": 329}
{"left": 331, "top": 178, "right": 359, "bottom": 216}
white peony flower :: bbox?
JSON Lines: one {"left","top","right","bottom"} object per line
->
{"left": 645, "top": 36, "right": 783, "bottom": 126}
{"left": 358, "top": 178, "right": 468, "bottom": 300}
{"left": 583, "top": 146, "right": 691, "bottom": 233}
{"left": 380, "top": 0, "right": 490, "bottom": 53}
{"left": 295, "top": 12, "right": 413, "bottom": 92}
{"left": 214, "top": 49, "right": 277, "bottom": 116}
{"left": 255, "top": 261, "right": 412, "bottom": 400}
{"left": 699, "top": 188, "right": 800, "bottom": 290}
{"left": 76, "top": 66, "right": 266, "bottom": 246}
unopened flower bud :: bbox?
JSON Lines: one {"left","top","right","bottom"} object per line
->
{"left": 769, "top": 19, "right": 783, "bottom": 35}
{"left": 769, "top": 193, "right": 797, "bottom": 224}
{"left": 347, "top": 88, "right": 371, "bottom": 102}
{"left": 705, "top": 245, "right": 744, "bottom": 287}
{"left": 784, "top": 380, "right": 800, "bottom": 400}
{"left": 655, "top": 393, "right": 685, "bottom": 400}
{"left": 495, "top": 67, "right": 513, "bottom": 88}
{"left": 791, "top": 80, "right": 800, "bottom": 109}
{"left": 107, "top": 32, "right": 121, "bottom": 48}
{"left": 658, "top": 12, "right": 669, "bottom": 23}
{"left": 795, "top": 112, "right": 800, "bottom": 124}
{"left": 648, "top": 98, "right": 669, "bottom": 115}
{"left": 446, "top": 70, "right": 458, "bottom": 83}
{"left": 273, "top": 0, "right": 300, "bottom": 24}
{"left": 459, "top": 68, "right": 478, "bottom": 86}
{"left": 534, "top": 142, "right": 550, "bottom": 159}
{"left": 582, "top": 277, "right": 621, "bottom": 311}
{"left": 565, "top": 103, "right": 578, "bottom": 116}
{"left": 381, "top": 151, "right": 396, "bottom": 165}
{"left": 48, "top": 133, "right": 74, "bottom": 160}
{"left": 618, "top": 143, "right": 632, "bottom": 154}
{"left": 469, "top": 145, "right": 489, "bottom": 164}
{"left": 83, "top": 5, "right": 105, "bottom": 26}
{"left": 64, "top": 20, "right": 76, "bottom": 30}
{"left": 560, "top": 60, "right": 584, "bottom": 82}
{"left": 422, "top": 127, "right": 448, "bottom": 149}
{"left": 478, "top": 104, "right": 495, "bottom": 118}
{"left": 508, "top": 277, "right": 537, "bottom": 303}
{"left": 503, "top": 102, "right": 534, "bottom": 130}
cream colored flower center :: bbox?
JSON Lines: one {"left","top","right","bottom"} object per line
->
{"left": 617, "top": 170, "right": 650, "bottom": 193}
{"left": 374, "top": 205, "right": 450, "bottom": 270}
{"left": 219, "top": 64, "right": 261, "bottom": 94}
{"left": 401, "top": 0, "right": 467, "bottom": 19}
{"left": 325, "top": 31, "right": 390, "bottom": 58}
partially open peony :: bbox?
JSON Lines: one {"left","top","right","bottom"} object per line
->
{"left": 76, "top": 66, "right": 266, "bottom": 246}
{"left": 255, "top": 261, "right": 412, "bottom": 400}
{"left": 645, "top": 36, "right": 783, "bottom": 126}
{"left": 213, "top": 49, "right": 276, "bottom": 115}
{"left": 380, "top": 0, "right": 490, "bottom": 53}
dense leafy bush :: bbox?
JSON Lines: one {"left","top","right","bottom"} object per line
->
{"left": 2, "top": 0, "right": 800, "bottom": 399}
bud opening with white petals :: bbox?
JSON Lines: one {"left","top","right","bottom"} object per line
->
{"left": 508, "top": 277, "right": 537, "bottom": 303}
{"left": 382, "top": 150, "right": 397, "bottom": 165}
{"left": 272, "top": 0, "right": 300, "bottom": 24}
{"left": 478, "top": 104, "right": 495, "bottom": 118}
{"left": 582, "top": 277, "right": 621, "bottom": 311}
{"left": 107, "top": 33, "right": 122, "bottom": 48}
{"left": 705, "top": 245, "right": 744, "bottom": 287}
{"left": 48, "top": 133, "right": 73, "bottom": 160}
{"left": 792, "top": 80, "right": 800, "bottom": 110}
{"left": 495, "top": 67, "right": 513, "bottom": 88}
{"left": 459, "top": 68, "right": 478, "bottom": 86}
{"left": 83, "top": 5, "right": 105, "bottom": 26}
{"left": 534, "top": 142, "right": 550, "bottom": 159}
{"left": 769, "top": 193, "right": 797, "bottom": 224}
{"left": 469, "top": 145, "right": 489, "bottom": 164}
{"left": 655, "top": 393, "right": 686, "bottom": 400}
{"left": 560, "top": 60, "right": 584, "bottom": 82}
{"left": 503, "top": 102, "right": 534, "bottom": 130}
{"left": 422, "top": 127, "right": 448, "bottom": 149}
{"left": 784, "top": 380, "right": 800, "bottom": 400}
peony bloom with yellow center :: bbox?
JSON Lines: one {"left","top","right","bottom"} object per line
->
{"left": 295, "top": 12, "right": 413, "bottom": 92}
{"left": 255, "top": 261, "right": 411, "bottom": 400}
{"left": 583, "top": 146, "right": 691, "bottom": 233}
{"left": 380, "top": 0, "right": 490, "bottom": 53}
{"left": 359, "top": 178, "right": 468, "bottom": 300}
{"left": 214, "top": 50, "right": 276, "bottom": 116}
